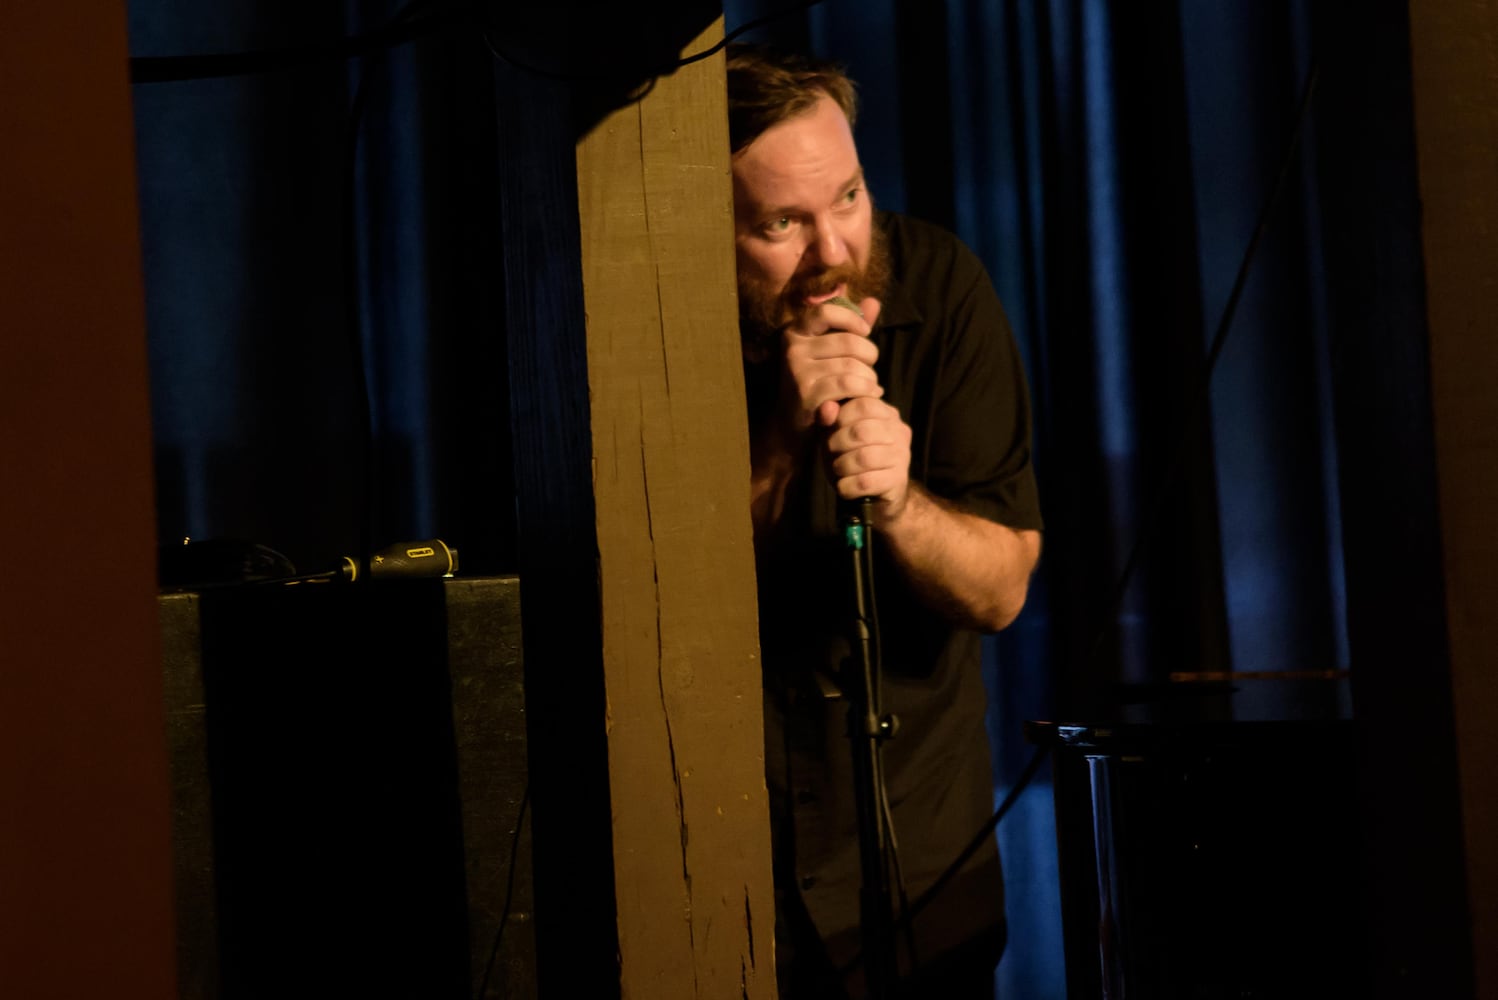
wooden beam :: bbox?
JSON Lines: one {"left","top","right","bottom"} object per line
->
{"left": 575, "top": 19, "right": 776, "bottom": 998}
{"left": 1407, "top": 3, "right": 1498, "bottom": 996}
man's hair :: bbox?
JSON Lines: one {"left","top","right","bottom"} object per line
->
{"left": 725, "top": 43, "right": 858, "bottom": 154}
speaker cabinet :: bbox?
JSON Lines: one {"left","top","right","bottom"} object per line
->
{"left": 160, "top": 577, "right": 533, "bottom": 999}
{"left": 1036, "top": 721, "right": 1366, "bottom": 1000}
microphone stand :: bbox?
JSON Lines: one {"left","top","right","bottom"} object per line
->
{"left": 841, "top": 496, "right": 898, "bottom": 998}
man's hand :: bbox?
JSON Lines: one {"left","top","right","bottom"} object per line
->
{"left": 777, "top": 295, "right": 916, "bottom": 521}
{"left": 759, "top": 294, "right": 1039, "bottom": 631}
{"left": 825, "top": 394, "right": 913, "bottom": 522}
{"left": 753, "top": 295, "right": 909, "bottom": 537}
{"left": 779, "top": 296, "right": 884, "bottom": 431}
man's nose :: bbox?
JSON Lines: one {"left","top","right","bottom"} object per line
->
{"left": 808, "top": 220, "right": 849, "bottom": 267}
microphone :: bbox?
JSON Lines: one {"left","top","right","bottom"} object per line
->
{"left": 824, "top": 292, "right": 866, "bottom": 410}
{"left": 337, "top": 538, "right": 458, "bottom": 582}
{"left": 823, "top": 294, "right": 878, "bottom": 528}
{"left": 825, "top": 293, "right": 863, "bottom": 318}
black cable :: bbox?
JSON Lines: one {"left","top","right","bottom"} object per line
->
{"left": 476, "top": 782, "right": 531, "bottom": 1000}
{"left": 129, "top": 3, "right": 460, "bottom": 84}
{"left": 838, "top": 743, "right": 1046, "bottom": 976}
{"left": 902, "top": 743, "right": 1045, "bottom": 928}
{"left": 675, "top": 0, "right": 829, "bottom": 66}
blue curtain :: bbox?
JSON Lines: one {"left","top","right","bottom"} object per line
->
{"left": 725, "top": 0, "right": 1350, "bottom": 995}
{"left": 129, "top": 1, "right": 516, "bottom": 577}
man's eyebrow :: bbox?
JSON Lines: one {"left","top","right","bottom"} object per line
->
{"left": 827, "top": 169, "right": 867, "bottom": 203}
{"left": 750, "top": 169, "right": 867, "bottom": 221}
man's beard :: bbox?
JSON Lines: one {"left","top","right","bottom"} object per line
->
{"left": 738, "top": 221, "right": 892, "bottom": 365}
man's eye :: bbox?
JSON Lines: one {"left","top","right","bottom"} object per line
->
{"left": 842, "top": 187, "right": 861, "bottom": 205}
{"left": 765, "top": 216, "right": 792, "bottom": 234}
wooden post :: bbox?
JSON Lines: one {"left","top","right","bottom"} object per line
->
{"left": 1407, "top": 3, "right": 1498, "bottom": 996}
{"left": 499, "top": 13, "right": 776, "bottom": 997}
{"left": 574, "top": 20, "right": 776, "bottom": 998}
{"left": 0, "top": 4, "right": 177, "bottom": 998}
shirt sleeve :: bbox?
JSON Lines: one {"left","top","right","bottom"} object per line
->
{"left": 921, "top": 248, "right": 1044, "bottom": 532}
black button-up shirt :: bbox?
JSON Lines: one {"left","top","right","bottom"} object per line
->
{"left": 754, "top": 211, "right": 1044, "bottom": 986}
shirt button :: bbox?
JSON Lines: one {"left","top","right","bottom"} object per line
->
{"left": 799, "top": 874, "right": 818, "bottom": 890}
{"left": 795, "top": 788, "right": 817, "bottom": 805}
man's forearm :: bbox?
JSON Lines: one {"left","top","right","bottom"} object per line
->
{"left": 876, "top": 482, "right": 1042, "bottom": 632}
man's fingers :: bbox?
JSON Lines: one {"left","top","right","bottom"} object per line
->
{"left": 780, "top": 314, "right": 885, "bottom": 430}
{"left": 803, "top": 355, "right": 878, "bottom": 380}
{"left": 825, "top": 399, "right": 913, "bottom": 495}
{"left": 791, "top": 359, "right": 882, "bottom": 424}
{"left": 830, "top": 395, "right": 901, "bottom": 426}
{"left": 830, "top": 443, "right": 906, "bottom": 478}
{"left": 808, "top": 372, "right": 882, "bottom": 402}
{"left": 835, "top": 469, "right": 901, "bottom": 502}
{"left": 827, "top": 416, "right": 898, "bottom": 452}
{"left": 809, "top": 382, "right": 881, "bottom": 427}
{"left": 827, "top": 411, "right": 912, "bottom": 472}
{"left": 788, "top": 329, "right": 880, "bottom": 364}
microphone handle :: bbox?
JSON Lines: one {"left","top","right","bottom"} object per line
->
{"left": 827, "top": 295, "right": 876, "bottom": 513}
{"left": 826, "top": 294, "right": 863, "bottom": 317}
{"left": 341, "top": 539, "right": 457, "bottom": 582}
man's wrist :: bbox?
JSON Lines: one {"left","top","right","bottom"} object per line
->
{"left": 873, "top": 479, "right": 924, "bottom": 532}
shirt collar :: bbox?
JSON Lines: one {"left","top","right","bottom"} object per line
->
{"left": 873, "top": 210, "right": 922, "bottom": 332}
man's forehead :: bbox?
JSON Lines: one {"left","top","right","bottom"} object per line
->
{"left": 730, "top": 98, "right": 863, "bottom": 211}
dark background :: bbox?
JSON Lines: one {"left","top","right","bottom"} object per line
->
{"left": 125, "top": 1, "right": 1463, "bottom": 995}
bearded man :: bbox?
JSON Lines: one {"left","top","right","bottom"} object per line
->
{"left": 727, "top": 44, "right": 1045, "bottom": 999}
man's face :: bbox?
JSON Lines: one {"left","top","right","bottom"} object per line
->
{"left": 731, "top": 95, "right": 886, "bottom": 359}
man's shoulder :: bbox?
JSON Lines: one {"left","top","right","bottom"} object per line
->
{"left": 877, "top": 209, "right": 993, "bottom": 323}
{"left": 877, "top": 209, "right": 987, "bottom": 282}
{"left": 878, "top": 208, "right": 957, "bottom": 240}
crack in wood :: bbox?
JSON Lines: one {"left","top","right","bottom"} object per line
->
{"left": 640, "top": 421, "right": 695, "bottom": 948}
{"left": 744, "top": 886, "right": 755, "bottom": 969}
{"left": 636, "top": 107, "right": 673, "bottom": 400}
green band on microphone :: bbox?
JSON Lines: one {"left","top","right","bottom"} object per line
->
{"left": 825, "top": 294, "right": 863, "bottom": 318}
